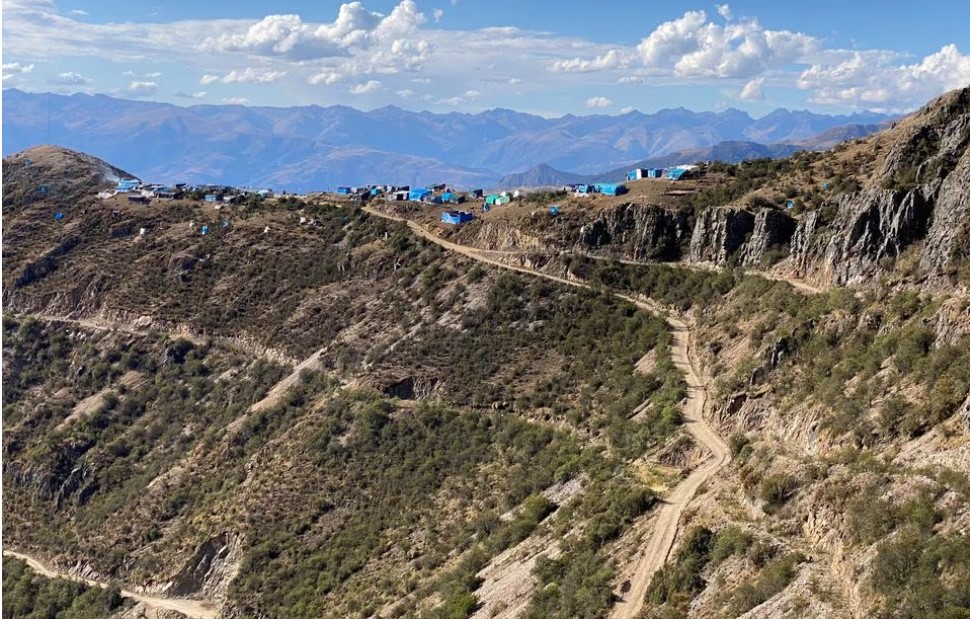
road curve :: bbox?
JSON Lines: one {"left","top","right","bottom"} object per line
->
{"left": 2, "top": 550, "right": 219, "bottom": 619}
{"left": 363, "top": 206, "right": 732, "bottom": 618}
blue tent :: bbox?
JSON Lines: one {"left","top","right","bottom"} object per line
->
{"left": 409, "top": 187, "right": 432, "bottom": 201}
{"left": 336, "top": 186, "right": 352, "bottom": 195}
{"left": 667, "top": 168, "right": 688, "bottom": 180}
{"left": 595, "top": 183, "right": 628, "bottom": 196}
{"left": 575, "top": 184, "right": 594, "bottom": 194}
{"left": 441, "top": 210, "right": 474, "bottom": 225}
{"left": 549, "top": 205, "right": 560, "bottom": 216}
{"left": 54, "top": 212, "right": 64, "bottom": 220}
{"left": 116, "top": 179, "right": 138, "bottom": 191}
{"left": 201, "top": 225, "right": 209, "bottom": 235}
{"left": 647, "top": 168, "right": 665, "bottom": 178}
{"left": 786, "top": 200, "right": 796, "bottom": 210}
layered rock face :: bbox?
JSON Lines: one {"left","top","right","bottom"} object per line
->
{"left": 576, "top": 203, "right": 691, "bottom": 261}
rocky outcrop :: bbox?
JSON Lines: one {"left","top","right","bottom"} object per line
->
{"left": 689, "top": 207, "right": 755, "bottom": 265}
{"left": 576, "top": 203, "right": 690, "bottom": 261}
{"left": 741, "top": 209, "right": 797, "bottom": 268}
{"left": 822, "top": 187, "right": 934, "bottom": 285}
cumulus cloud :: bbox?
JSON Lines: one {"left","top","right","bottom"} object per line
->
{"left": 585, "top": 96, "right": 612, "bottom": 108}
{"left": 222, "top": 67, "right": 287, "bottom": 83}
{"left": 739, "top": 76, "right": 764, "bottom": 100}
{"left": 144, "top": 71, "right": 162, "bottom": 78}
{"left": 221, "top": 97, "right": 250, "bottom": 104}
{"left": 2, "top": 62, "right": 35, "bottom": 80}
{"left": 617, "top": 75, "right": 644, "bottom": 84}
{"left": 308, "top": 70, "right": 342, "bottom": 85}
{"left": 349, "top": 79, "right": 382, "bottom": 94}
{"left": 50, "top": 71, "right": 91, "bottom": 85}
{"left": 126, "top": 80, "right": 158, "bottom": 96}
{"left": 716, "top": 4, "right": 732, "bottom": 20}
{"left": 396, "top": 88, "right": 415, "bottom": 97}
{"left": 199, "top": 74, "right": 220, "bottom": 85}
{"left": 433, "top": 8, "right": 443, "bottom": 23}
{"left": 637, "top": 10, "right": 817, "bottom": 78}
{"left": 203, "top": 1, "right": 427, "bottom": 61}
{"left": 175, "top": 90, "right": 208, "bottom": 99}
{"left": 68, "top": 8, "right": 88, "bottom": 15}
{"left": 797, "top": 44, "right": 970, "bottom": 110}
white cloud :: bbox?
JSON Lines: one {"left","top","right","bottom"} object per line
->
{"left": 617, "top": 75, "right": 643, "bottom": 84}
{"left": 221, "top": 97, "right": 250, "bottom": 105}
{"left": 2, "top": 62, "right": 35, "bottom": 80}
{"left": 203, "top": 1, "right": 427, "bottom": 62}
{"left": 739, "top": 76, "right": 764, "bottom": 100}
{"left": 412, "top": 77, "right": 431, "bottom": 84}
{"left": 620, "top": 105, "right": 635, "bottom": 113}
{"left": 222, "top": 67, "right": 287, "bottom": 83}
{"left": 144, "top": 71, "right": 162, "bottom": 78}
{"left": 126, "top": 80, "right": 157, "bottom": 96}
{"left": 68, "top": 8, "right": 88, "bottom": 15}
{"left": 349, "top": 79, "right": 382, "bottom": 94}
{"left": 175, "top": 90, "right": 208, "bottom": 99}
{"left": 508, "top": 77, "right": 521, "bottom": 84}
{"left": 797, "top": 44, "right": 970, "bottom": 110}
{"left": 308, "top": 70, "right": 342, "bottom": 85}
{"left": 585, "top": 96, "right": 612, "bottom": 108}
{"left": 637, "top": 10, "right": 817, "bottom": 78}
{"left": 550, "top": 49, "right": 629, "bottom": 73}
{"left": 396, "top": 88, "right": 415, "bottom": 97}
{"left": 463, "top": 89, "right": 480, "bottom": 99}
{"left": 50, "top": 71, "right": 91, "bottom": 85}
{"left": 199, "top": 74, "right": 220, "bottom": 85}
{"left": 433, "top": 8, "right": 444, "bottom": 23}
{"left": 716, "top": 4, "right": 732, "bottom": 20}
{"left": 122, "top": 70, "right": 136, "bottom": 78}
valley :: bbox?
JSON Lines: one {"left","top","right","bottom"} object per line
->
{"left": 3, "top": 86, "right": 970, "bottom": 619}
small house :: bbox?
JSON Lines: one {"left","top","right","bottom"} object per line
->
{"left": 409, "top": 187, "right": 432, "bottom": 201}
{"left": 430, "top": 183, "right": 447, "bottom": 192}
{"left": 116, "top": 179, "right": 139, "bottom": 192}
{"left": 441, "top": 210, "right": 474, "bottom": 225}
{"left": 627, "top": 168, "right": 647, "bottom": 181}
{"left": 388, "top": 190, "right": 409, "bottom": 202}
{"left": 574, "top": 184, "right": 594, "bottom": 195}
{"left": 666, "top": 168, "right": 688, "bottom": 180}
{"left": 485, "top": 194, "right": 511, "bottom": 206}
{"left": 647, "top": 168, "right": 665, "bottom": 178}
{"left": 442, "top": 192, "right": 465, "bottom": 204}
{"left": 336, "top": 186, "right": 352, "bottom": 195}
{"left": 204, "top": 194, "right": 217, "bottom": 202}
{"left": 470, "top": 189, "right": 484, "bottom": 199}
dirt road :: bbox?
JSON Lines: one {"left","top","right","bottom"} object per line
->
{"left": 2, "top": 550, "right": 218, "bottom": 619}
{"left": 363, "top": 206, "right": 733, "bottom": 618}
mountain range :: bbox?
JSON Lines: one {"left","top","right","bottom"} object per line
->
{"left": 1, "top": 88, "right": 892, "bottom": 190}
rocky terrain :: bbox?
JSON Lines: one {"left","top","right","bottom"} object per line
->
{"left": 3, "top": 87, "right": 969, "bottom": 619}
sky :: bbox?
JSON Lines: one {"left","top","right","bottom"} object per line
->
{"left": 3, "top": 0, "right": 970, "bottom": 117}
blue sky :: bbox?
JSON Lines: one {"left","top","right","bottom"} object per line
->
{"left": 3, "top": 0, "right": 970, "bottom": 116}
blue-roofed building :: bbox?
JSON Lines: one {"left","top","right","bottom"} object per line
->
{"left": 409, "top": 187, "right": 432, "bottom": 201}
{"left": 594, "top": 183, "right": 628, "bottom": 196}
{"left": 627, "top": 169, "right": 646, "bottom": 181}
{"left": 441, "top": 210, "right": 474, "bottom": 225}
{"left": 574, "top": 184, "right": 594, "bottom": 194}
{"left": 666, "top": 168, "right": 688, "bottom": 180}
{"left": 647, "top": 168, "right": 665, "bottom": 178}
{"left": 336, "top": 186, "right": 352, "bottom": 195}
{"left": 116, "top": 179, "right": 139, "bottom": 191}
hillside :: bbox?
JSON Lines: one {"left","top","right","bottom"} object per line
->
{"left": 3, "top": 87, "right": 969, "bottom": 619}
{"left": 2, "top": 89, "right": 891, "bottom": 189}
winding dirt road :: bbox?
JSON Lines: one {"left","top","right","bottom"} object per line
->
{"left": 2, "top": 550, "right": 218, "bottom": 619}
{"left": 363, "top": 206, "right": 732, "bottom": 618}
